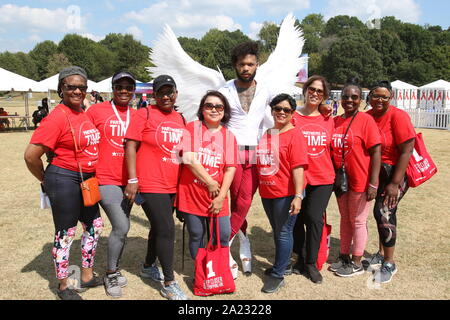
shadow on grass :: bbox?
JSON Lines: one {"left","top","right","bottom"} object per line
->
{"left": 20, "top": 220, "right": 192, "bottom": 297}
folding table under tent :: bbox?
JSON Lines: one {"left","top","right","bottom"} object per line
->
{"left": 0, "top": 67, "right": 47, "bottom": 125}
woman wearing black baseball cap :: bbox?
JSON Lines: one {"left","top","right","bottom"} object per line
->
{"left": 124, "top": 74, "right": 190, "bottom": 300}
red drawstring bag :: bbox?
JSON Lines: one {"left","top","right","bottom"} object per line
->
{"left": 193, "top": 216, "right": 235, "bottom": 296}
{"left": 316, "top": 212, "right": 331, "bottom": 271}
{"left": 406, "top": 133, "right": 437, "bottom": 188}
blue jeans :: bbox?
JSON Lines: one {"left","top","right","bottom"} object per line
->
{"left": 262, "top": 196, "right": 298, "bottom": 279}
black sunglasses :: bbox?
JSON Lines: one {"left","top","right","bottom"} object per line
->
{"left": 113, "top": 84, "right": 135, "bottom": 92}
{"left": 63, "top": 84, "right": 88, "bottom": 92}
{"left": 203, "top": 103, "right": 225, "bottom": 112}
{"left": 272, "top": 106, "right": 293, "bottom": 113}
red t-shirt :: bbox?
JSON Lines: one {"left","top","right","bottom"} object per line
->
{"left": 177, "top": 121, "right": 238, "bottom": 217}
{"left": 291, "top": 112, "right": 335, "bottom": 185}
{"left": 367, "top": 106, "right": 416, "bottom": 165}
{"left": 125, "top": 105, "right": 185, "bottom": 193}
{"left": 332, "top": 112, "right": 381, "bottom": 192}
{"left": 256, "top": 127, "right": 309, "bottom": 199}
{"left": 86, "top": 101, "right": 136, "bottom": 185}
{"left": 30, "top": 104, "right": 99, "bottom": 173}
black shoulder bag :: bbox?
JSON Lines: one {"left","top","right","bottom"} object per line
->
{"left": 333, "top": 111, "right": 358, "bottom": 197}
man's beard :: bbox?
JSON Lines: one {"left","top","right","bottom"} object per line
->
{"left": 235, "top": 69, "right": 256, "bottom": 83}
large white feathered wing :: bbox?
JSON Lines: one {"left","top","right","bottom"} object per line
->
{"left": 147, "top": 25, "right": 226, "bottom": 121}
{"left": 256, "top": 13, "right": 305, "bottom": 96}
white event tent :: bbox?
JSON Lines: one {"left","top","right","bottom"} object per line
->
{"left": 0, "top": 67, "right": 46, "bottom": 92}
{"left": 0, "top": 67, "right": 48, "bottom": 118}
{"left": 39, "top": 74, "right": 98, "bottom": 92}
{"left": 418, "top": 79, "right": 450, "bottom": 110}
{"left": 391, "top": 80, "right": 418, "bottom": 109}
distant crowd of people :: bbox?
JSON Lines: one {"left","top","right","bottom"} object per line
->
{"left": 24, "top": 40, "right": 415, "bottom": 300}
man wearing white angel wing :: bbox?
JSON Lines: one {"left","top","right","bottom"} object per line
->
{"left": 148, "top": 13, "right": 305, "bottom": 280}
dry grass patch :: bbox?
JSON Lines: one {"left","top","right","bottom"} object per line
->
{"left": 0, "top": 128, "right": 449, "bottom": 300}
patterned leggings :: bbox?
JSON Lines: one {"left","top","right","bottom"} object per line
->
{"left": 44, "top": 165, "right": 104, "bottom": 279}
{"left": 373, "top": 163, "right": 409, "bottom": 248}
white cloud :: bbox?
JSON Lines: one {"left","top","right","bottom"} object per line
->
{"left": 104, "top": 0, "right": 115, "bottom": 11}
{"left": 126, "top": 26, "right": 144, "bottom": 40}
{"left": 81, "top": 33, "right": 105, "bottom": 42}
{"left": 324, "top": 0, "right": 421, "bottom": 24}
{"left": 28, "top": 34, "right": 42, "bottom": 42}
{"left": 248, "top": 22, "right": 264, "bottom": 40}
{"left": 0, "top": 4, "right": 88, "bottom": 32}
{"left": 123, "top": 1, "right": 242, "bottom": 38}
{"left": 253, "top": 0, "right": 310, "bottom": 14}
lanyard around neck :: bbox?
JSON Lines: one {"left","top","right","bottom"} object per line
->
{"left": 111, "top": 101, "right": 130, "bottom": 134}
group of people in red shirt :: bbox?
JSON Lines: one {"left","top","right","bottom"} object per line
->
{"left": 24, "top": 50, "right": 415, "bottom": 300}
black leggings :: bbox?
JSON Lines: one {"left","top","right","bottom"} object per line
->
{"left": 44, "top": 164, "right": 103, "bottom": 279}
{"left": 141, "top": 193, "right": 176, "bottom": 282}
{"left": 293, "top": 184, "right": 333, "bottom": 264}
{"left": 373, "top": 163, "right": 409, "bottom": 248}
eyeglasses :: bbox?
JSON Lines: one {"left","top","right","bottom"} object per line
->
{"left": 370, "top": 94, "right": 391, "bottom": 101}
{"left": 341, "top": 94, "right": 360, "bottom": 101}
{"left": 63, "top": 84, "right": 88, "bottom": 92}
{"left": 203, "top": 103, "right": 225, "bottom": 112}
{"left": 307, "top": 86, "right": 324, "bottom": 96}
{"left": 155, "top": 90, "right": 176, "bottom": 99}
{"left": 272, "top": 106, "right": 293, "bottom": 113}
{"left": 113, "top": 84, "right": 135, "bottom": 92}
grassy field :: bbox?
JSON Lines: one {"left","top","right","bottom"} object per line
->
{"left": 0, "top": 123, "right": 449, "bottom": 300}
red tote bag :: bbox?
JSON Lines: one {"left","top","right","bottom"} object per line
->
{"left": 406, "top": 133, "right": 437, "bottom": 188}
{"left": 193, "top": 216, "right": 235, "bottom": 297}
{"left": 316, "top": 212, "right": 332, "bottom": 271}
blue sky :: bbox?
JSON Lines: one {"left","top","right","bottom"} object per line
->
{"left": 1, "top": 0, "right": 449, "bottom": 53}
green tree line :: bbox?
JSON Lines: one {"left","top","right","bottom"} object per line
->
{"left": 0, "top": 15, "right": 449, "bottom": 87}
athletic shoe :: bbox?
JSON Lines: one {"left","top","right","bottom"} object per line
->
{"left": 57, "top": 286, "right": 83, "bottom": 300}
{"left": 140, "top": 263, "right": 163, "bottom": 283}
{"left": 292, "top": 259, "right": 305, "bottom": 275}
{"left": 335, "top": 261, "right": 365, "bottom": 277}
{"left": 261, "top": 275, "right": 285, "bottom": 293}
{"left": 264, "top": 263, "right": 293, "bottom": 276}
{"left": 115, "top": 270, "right": 127, "bottom": 287}
{"left": 305, "top": 264, "right": 323, "bottom": 284}
{"left": 373, "top": 262, "right": 397, "bottom": 283}
{"left": 329, "top": 254, "right": 351, "bottom": 272}
{"left": 362, "top": 252, "right": 384, "bottom": 271}
{"left": 104, "top": 272, "right": 122, "bottom": 298}
{"left": 76, "top": 273, "right": 103, "bottom": 292}
{"left": 160, "top": 282, "right": 190, "bottom": 300}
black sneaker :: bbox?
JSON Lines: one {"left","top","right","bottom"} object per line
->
{"left": 335, "top": 261, "right": 364, "bottom": 277}
{"left": 261, "top": 275, "right": 285, "bottom": 293}
{"left": 264, "top": 263, "right": 292, "bottom": 276}
{"left": 329, "top": 254, "right": 351, "bottom": 272}
{"left": 292, "top": 259, "right": 305, "bottom": 275}
{"left": 57, "top": 286, "right": 83, "bottom": 300}
{"left": 76, "top": 274, "right": 103, "bottom": 293}
{"left": 362, "top": 252, "right": 384, "bottom": 271}
{"left": 305, "top": 264, "right": 323, "bottom": 284}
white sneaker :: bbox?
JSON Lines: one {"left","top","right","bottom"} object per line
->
{"left": 229, "top": 236, "right": 239, "bottom": 279}
{"left": 238, "top": 230, "right": 252, "bottom": 275}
